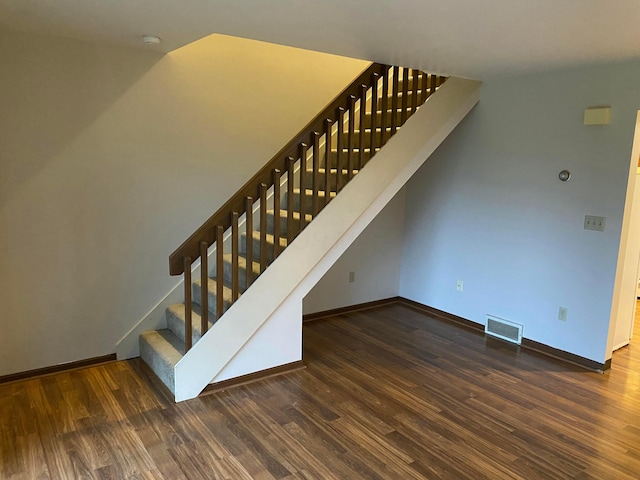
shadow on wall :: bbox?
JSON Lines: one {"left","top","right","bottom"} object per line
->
{"left": 0, "top": 29, "right": 163, "bottom": 207}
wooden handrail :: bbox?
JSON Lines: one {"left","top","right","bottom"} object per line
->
{"left": 169, "top": 62, "right": 388, "bottom": 276}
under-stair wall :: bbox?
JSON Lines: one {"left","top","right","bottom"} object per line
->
{"left": 173, "top": 77, "right": 481, "bottom": 401}
{"left": 302, "top": 190, "right": 406, "bottom": 315}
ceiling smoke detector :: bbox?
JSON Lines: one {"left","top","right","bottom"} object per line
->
{"left": 142, "top": 35, "right": 161, "bottom": 45}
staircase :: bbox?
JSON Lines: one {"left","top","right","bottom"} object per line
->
{"left": 138, "top": 64, "right": 479, "bottom": 400}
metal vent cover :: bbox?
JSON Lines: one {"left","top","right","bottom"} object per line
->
{"left": 485, "top": 315, "right": 523, "bottom": 344}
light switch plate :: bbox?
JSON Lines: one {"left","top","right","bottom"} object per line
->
{"left": 584, "top": 215, "right": 605, "bottom": 232}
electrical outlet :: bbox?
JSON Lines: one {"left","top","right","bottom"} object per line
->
{"left": 456, "top": 280, "right": 464, "bottom": 292}
{"left": 584, "top": 215, "right": 605, "bottom": 232}
{"left": 348, "top": 271, "right": 356, "bottom": 283}
{"left": 558, "top": 307, "right": 568, "bottom": 321}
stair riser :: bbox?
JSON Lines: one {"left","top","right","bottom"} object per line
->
{"left": 303, "top": 169, "right": 355, "bottom": 190}
{"left": 315, "top": 124, "right": 393, "bottom": 169}
{"left": 139, "top": 334, "right": 176, "bottom": 395}
{"left": 282, "top": 191, "right": 304, "bottom": 212}
{"left": 284, "top": 190, "right": 335, "bottom": 212}
{"left": 265, "top": 212, "right": 305, "bottom": 237}
{"left": 166, "top": 306, "right": 208, "bottom": 345}
{"left": 359, "top": 110, "right": 404, "bottom": 129}
{"left": 222, "top": 258, "right": 259, "bottom": 292}
{"left": 192, "top": 282, "right": 233, "bottom": 316}
{"left": 323, "top": 149, "right": 380, "bottom": 169}
{"left": 347, "top": 130, "right": 385, "bottom": 148}
{"left": 341, "top": 104, "right": 414, "bottom": 129}
{"left": 284, "top": 191, "right": 311, "bottom": 212}
{"left": 327, "top": 129, "right": 381, "bottom": 153}
{"left": 238, "top": 232, "right": 279, "bottom": 263}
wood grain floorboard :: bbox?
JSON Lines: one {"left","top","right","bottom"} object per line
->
{"left": 2, "top": 302, "right": 640, "bottom": 479}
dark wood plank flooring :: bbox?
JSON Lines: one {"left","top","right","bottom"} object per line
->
{"left": 2, "top": 303, "right": 640, "bottom": 479}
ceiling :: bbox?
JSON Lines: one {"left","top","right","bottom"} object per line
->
{"left": 1, "top": 0, "right": 640, "bottom": 79}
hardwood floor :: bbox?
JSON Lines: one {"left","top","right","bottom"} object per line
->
{"left": 2, "top": 303, "right": 640, "bottom": 479}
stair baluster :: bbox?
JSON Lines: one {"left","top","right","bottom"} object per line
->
{"left": 184, "top": 256, "right": 192, "bottom": 352}
{"left": 334, "top": 109, "right": 344, "bottom": 193}
{"left": 286, "top": 158, "right": 296, "bottom": 243}
{"left": 411, "top": 70, "right": 419, "bottom": 114}
{"left": 370, "top": 73, "right": 380, "bottom": 162}
{"left": 420, "top": 72, "right": 428, "bottom": 104}
{"left": 273, "top": 169, "right": 282, "bottom": 259}
{"left": 231, "top": 213, "right": 239, "bottom": 301}
{"left": 311, "top": 132, "right": 320, "bottom": 216}
{"left": 347, "top": 95, "right": 356, "bottom": 180}
{"left": 401, "top": 67, "right": 409, "bottom": 124}
{"left": 429, "top": 73, "right": 438, "bottom": 98}
{"left": 391, "top": 66, "right": 400, "bottom": 135}
{"left": 324, "top": 117, "right": 333, "bottom": 202}
{"left": 381, "top": 67, "right": 390, "bottom": 145}
{"left": 200, "top": 241, "right": 209, "bottom": 337}
{"left": 259, "top": 184, "right": 268, "bottom": 273}
{"left": 215, "top": 225, "right": 224, "bottom": 319}
{"left": 358, "top": 85, "right": 367, "bottom": 169}
{"left": 245, "top": 196, "right": 254, "bottom": 289}
{"left": 299, "top": 143, "right": 308, "bottom": 230}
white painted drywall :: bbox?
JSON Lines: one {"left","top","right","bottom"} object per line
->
{"left": 302, "top": 189, "right": 406, "bottom": 314}
{"left": 212, "top": 298, "right": 302, "bottom": 382}
{"left": 399, "top": 60, "right": 640, "bottom": 364}
{"left": 0, "top": 28, "right": 368, "bottom": 377}
{"left": 174, "top": 77, "right": 481, "bottom": 401}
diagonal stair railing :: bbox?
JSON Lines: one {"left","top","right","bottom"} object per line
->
{"left": 168, "top": 63, "right": 446, "bottom": 353}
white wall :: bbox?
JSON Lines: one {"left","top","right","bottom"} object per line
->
{"left": 303, "top": 189, "right": 406, "bottom": 314}
{"left": 400, "top": 60, "right": 640, "bottom": 364}
{"left": 0, "top": 28, "right": 368, "bottom": 377}
{"left": 213, "top": 298, "right": 302, "bottom": 383}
